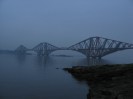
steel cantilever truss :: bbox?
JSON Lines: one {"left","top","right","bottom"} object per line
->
{"left": 14, "top": 37, "right": 133, "bottom": 58}
{"left": 32, "top": 42, "right": 59, "bottom": 56}
{"left": 15, "top": 45, "right": 28, "bottom": 54}
{"left": 68, "top": 37, "right": 133, "bottom": 58}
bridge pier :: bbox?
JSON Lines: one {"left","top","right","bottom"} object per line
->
{"left": 87, "top": 56, "right": 102, "bottom": 59}
{"left": 36, "top": 51, "right": 49, "bottom": 56}
{"left": 15, "top": 45, "right": 28, "bottom": 55}
{"left": 33, "top": 42, "right": 59, "bottom": 56}
{"left": 15, "top": 51, "right": 27, "bottom": 55}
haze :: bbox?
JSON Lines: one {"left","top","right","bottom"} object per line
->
{"left": 0, "top": 0, "right": 133, "bottom": 50}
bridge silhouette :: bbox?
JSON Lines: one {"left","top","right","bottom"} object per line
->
{"left": 14, "top": 36, "right": 133, "bottom": 58}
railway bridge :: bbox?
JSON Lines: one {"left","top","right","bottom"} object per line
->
{"left": 14, "top": 37, "right": 133, "bottom": 58}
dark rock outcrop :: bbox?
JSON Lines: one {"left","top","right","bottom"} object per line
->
{"left": 64, "top": 64, "right": 133, "bottom": 99}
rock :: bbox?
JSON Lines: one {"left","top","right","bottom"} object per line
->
{"left": 64, "top": 64, "right": 133, "bottom": 99}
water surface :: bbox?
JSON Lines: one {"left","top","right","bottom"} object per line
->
{"left": 0, "top": 53, "right": 89, "bottom": 99}
{"left": 0, "top": 49, "right": 133, "bottom": 99}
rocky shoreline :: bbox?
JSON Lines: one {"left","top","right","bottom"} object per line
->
{"left": 64, "top": 64, "right": 133, "bottom": 99}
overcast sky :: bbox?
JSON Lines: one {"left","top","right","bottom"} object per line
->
{"left": 0, "top": 0, "right": 133, "bottom": 50}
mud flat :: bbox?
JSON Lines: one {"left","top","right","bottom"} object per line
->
{"left": 64, "top": 64, "right": 133, "bottom": 99}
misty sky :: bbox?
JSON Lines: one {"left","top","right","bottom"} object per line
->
{"left": 0, "top": 0, "right": 133, "bottom": 50}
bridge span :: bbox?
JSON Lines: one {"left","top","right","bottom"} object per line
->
{"left": 8, "top": 37, "right": 133, "bottom": 58}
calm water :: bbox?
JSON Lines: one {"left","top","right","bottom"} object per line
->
{"left": 0, "top": 53, "right": 89, "bottom": 99}
{"left": 0, "top": 49, "right": 133, "bottom": 99}
{"left": 0, "top": 0, "right": 133, "bottom": 98}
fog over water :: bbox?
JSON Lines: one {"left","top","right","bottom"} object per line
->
{"left": 0, "top": 0, "right": 133, "bottom": 98}
{"left": 0, "top": 0, "right": 133, "bottom": 50}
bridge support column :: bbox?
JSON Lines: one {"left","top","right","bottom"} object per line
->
{"left": 98, "top": 57, "right": 101, "bottom": 59}
{"left": 87, "top": 56, "right": 102, "bottom": 59}
{"left": 37, "top": 51, "right": 49, "bottom": 56}
{"left": 15, "top": 51, "right": 27, "bottom": 55}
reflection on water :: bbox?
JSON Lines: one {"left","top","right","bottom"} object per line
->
{"left": 15, "top": 55, "right": 112, "bottom": 67}
{"left": 1, "top": 53, "right": 133, "bottom": 99}
{"left": 87, "top": 58, "right": 112, "bottom": 66}
{"left": 36, "top": 56, "right": 48, "bottom": 66}
{"left": 87, "top": 58, "right": 104, "bottom": 66}
{"left": 0, "top": 54, "right": 88, "bottom": 99}
{"left": 15, "top": 55, "right": 26, "bottom": 64}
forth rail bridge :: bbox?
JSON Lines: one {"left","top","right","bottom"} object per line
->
{"left": 1, "top": 36, "right": 133, "bottom": 59}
